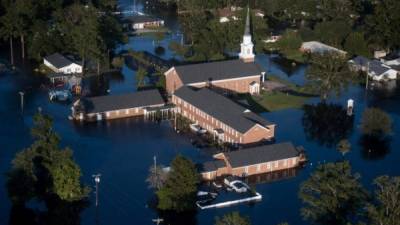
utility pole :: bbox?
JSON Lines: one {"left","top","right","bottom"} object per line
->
{"left": 366, "top": 61, "right": 370, "bottom": 90}
{"left": 152, "top": 218, "right": 164, "bottom": 225}
{"left": 92, "top": 174, "right": 101, "bottom": 207}
{"left": 19, "top": 91, "right": 24, "bottom": 113}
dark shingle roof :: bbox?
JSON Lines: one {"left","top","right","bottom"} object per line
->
{"left": 200, "top": 160, "right": 226, "bottom": 172}
{"left": 370, "top": 60, "right": 391, "bottom": 75}
{"left": 83, "top": 89, "right": 165, "bottom": 114}
{"left": 225, "top": 142, "right": 300, "bottom": 168}
{"left": 44, "top": 53, "right": 76, "bottom": 69}
{"left": 174, "top": 86, "right": 273, "bottom": 133}
{"left": 350, "top": 56, "right": 370, "bottom": 67}
{"left": 173, "top": 59, "right": 263, "bottom": 84}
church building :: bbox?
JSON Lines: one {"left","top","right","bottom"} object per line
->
{"left": 164, "top": 8, "right": 265, "bottom": 95}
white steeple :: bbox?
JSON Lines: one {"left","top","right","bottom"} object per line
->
{"left": 239, "top": 7, "right": 255, "bottom": 63}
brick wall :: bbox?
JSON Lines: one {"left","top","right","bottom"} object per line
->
{"left": 189, "top": 76, "right": 261, "bottom": 94}
{"left": 165, "top": 69, "right": 184, "bottom": 94}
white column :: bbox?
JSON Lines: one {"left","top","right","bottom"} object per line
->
{"left": 261, "top": 72, "right": 266, "bottom": 83}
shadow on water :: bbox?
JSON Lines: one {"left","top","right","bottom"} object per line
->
{"left": 9, "top": 199, "right": 88, "bottom": 225}
{"left": 359, "top": 135, "right": 391, "bottom": 160}
{"left": 302, "top": 102, "right": 354, "bottom": 148}
{"left": 270, "top": 56, "right": 304, "bottom": 77}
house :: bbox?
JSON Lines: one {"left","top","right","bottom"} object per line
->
{"left": 172, "top": 86, "right": 276, "bottom": 145}
{"left": 165, "top": 8, "right": 264, "bottom": 95}
{"left": 349, "top": 56, "right": 398, "bottom": 81}
{"left": 374, "top": 50, "right": 388, "bottom": 59}
{"left": 253, "top": 9, "right": 265, "bottom": 17}
{"left": 217, "top": 8, "right": 239, "bottom": 23}
{"left": 200, "top": 142, "right": 305, "bottom": 180}
{"left": 71, "top": 89, "right": 166, "bottom": 122}
{"left": 124, "top": 15, "right": 164, "bottom": 30}
{"left": 300, "top": 41, "right": 347, "bottom": 55}
{"left": 44, "top": 53, "right": 82, "bottom": 74}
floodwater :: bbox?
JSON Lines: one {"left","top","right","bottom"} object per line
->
{"left": 0, "top": 1, "right": 399, "bottom": 225}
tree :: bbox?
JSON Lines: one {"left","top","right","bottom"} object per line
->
{"left": 7, "top": 113, "right": 89, "bottom": 204}
{"left": 366, "top": 0, "right": 400, "bottom": 50}
{"left": 156, "top": 155, "right": 200, "bottom": 212}
{"left": 344, "top": 32, "right": 371, "bottom": 57}
{"left": 337, "top": 139, "right": 351, "bottom": 157}
{"left": 360, "top": 108, "right": 392, "bottom": 137}
{"left": 313, "top": 20, "right": 352, "bottom": 48}
{"left": 0, "top": 3, "right": 18, "bottom": 65}
{"left": 299, "top": 161, "right": 368, "bottom": 225}
{"left": 366, "top": 176, "right": 400, "bottom": 225}
{"left": 215, "top": 212, "right": 251, "bottom": 225}
{"left": 146, "top": 164, "right": 168, "bottom": 190}
{"left": 305, "top": 52, "right": 356, "bottom": 100}
{"left": 136, "top": 67, "right": 147, "bottom": 88}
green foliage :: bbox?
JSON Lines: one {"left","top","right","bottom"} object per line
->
{"left": 156, "top": 155, "right": 200, "bottom": 212}
{"left": 299, "top": 161, "right": 368, "bottom": 225}
{"left": 111, "top": 56, "right": 125, "bottom": 68}
{"left": 366, "top": 176, "right": 400, "bottom": 225}
{"left": 306, "top": 53, "right": 356, "bottom": 100}
{"left": 344, "top": 32, "right": 371, "bottom": 57}
{"left": 215, "top": 212, "right": 251, "bottom": 225}
{"left": 136, "top": 67, "right": 148, "bottom": 88}
{"left": 366, "top": 0, "right": 400, "bottom": 50}
{"left": 360, "top": 108, "right": 392, "bottom": 137}
{"left": 314, "top": 20, "right": 352, "bottom": 48}
{"left": 7, "top": 113, "right": 89, "bottom": 204}
{"left": 337, "top": 139, "right": 351, "bottom": 156}
{"left": 274, "top": 30, "right": 304, "bottom": 62}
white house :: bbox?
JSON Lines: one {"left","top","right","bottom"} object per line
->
{"left": 44, "top": 53, "right": 82, "bottom": 74}
{"left": 300, "top": 41, "right": 347, "bottom": 55}
{"left": 349, "top": 56, "right": 397, "bottom": 81}
{"left": 125, "top": 16, "right": 164, "bottom": 30}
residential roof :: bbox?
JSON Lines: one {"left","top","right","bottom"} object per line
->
{"left": 369, "top": 60, "right": 392, "bottom": 75}
{"left": 173, "top": 59, "right": 263, "bottom": 84}
{"left": 124, "top": 15, "right": 163, "bottom": 24}
{"left": 200, "top": 160, "right": 226, "bottom": 172}
{"left": 350, "top": 56, "right": 370, "bottom": 67}
{"left": 301, "top": 41, "right": 347, "bottom": 55}
{"left": 82, "top": 89, "right": 165, "bottom": 114}
{"left": 44, "top": 53, "right": 78, "bottom": 69}
{"left": 174, "top": 86, "right": 273, "bottom": 133}
{"left": 224, "top": 142, "right": 300, "bottom": 168}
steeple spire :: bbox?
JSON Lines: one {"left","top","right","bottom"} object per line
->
{"left": 244, "top": 7, "right": 251, "bottom": 36}
{"left": 239, "top": 7, "right": 255, "bottom": 63}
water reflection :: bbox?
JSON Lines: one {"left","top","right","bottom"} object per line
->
{"left": 359, "top": 135, "right": 391, "bottom": 160}
{"left": 244, "top": 168, "right": 300, "bottom": 185}
{"left": 302, "top": 103, "right": 354, "bottom": 148}
{"left": 9, "top": 199, "right": 88, "bottom": 225}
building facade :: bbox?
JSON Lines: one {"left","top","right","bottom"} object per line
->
{"left": 200, "top": 142, "right": 305, "bottom": 180}
{"left": 72, "top": 89, "right": 166, "bottom": 122}
{"left": 172, "top": 87, "right": 275, "bottom": 145}
{"left": 164, "top": 8, "right": 264, "bottom": 95}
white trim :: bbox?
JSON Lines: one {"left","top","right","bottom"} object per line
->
{"left": 187, "top": 74, "right": 261, "bottom": 86}
{"left": 243, "top": 124, "right": 272, "bottom": 135}
{"left": 164, "top": 67, "right": 175, "bottom": 76}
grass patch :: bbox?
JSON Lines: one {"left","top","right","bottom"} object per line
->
{"left": 252, "top": 91, "right": 311, "bottom": 112}
{"left": 234, "top": 75, "right": 317, "bottom": 112}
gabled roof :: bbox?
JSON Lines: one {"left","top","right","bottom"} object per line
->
{"left": 174, "top": 86, "right": 273, "bottom": 133}
{"left": 224, "top": 142, "right": 300, "bottom": 168}
{"left": 172, "top": 59, "right": 263, "bottom": 84}
{"left": 44, "top": 53, "right": 79, "bottom": 69}
{"left": 82, "top": 89, "right": 165, "bottom": 114}
{"left": 200, "top": 160, "right": 226, "bottom": 172}
{"left": 350, "top": 56, "right": 370, "bottom": 67}
{"left": 369, "top": 60, "right": 392, "bottom": 75}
